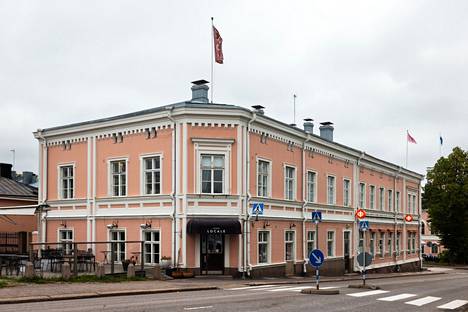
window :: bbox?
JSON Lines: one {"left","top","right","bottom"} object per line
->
{"left": 327, "top": 231, "right": 335, "bottom": 257}
{"left": 343, "top": 179, "right": 350, "bottom": 207}
{"left": 370, "top": 232, "right": 376, "bottom": 256}
{"left": 388, "top": 190, "right": 393, "bottom": 212}
{"left": 111, "top": 160, "right": 126, "bottom": 196}
{"left": 257, "top": 160, "right": 270, "bottom": 197}
{"left": 284, "top": 166, "right": 296, "bottom": 200}
{"left": 327, "top": 176, "right": 336, "bottom": 205}
{"left": 258, "top": 231, "right": 270, "bottom": 264}
{"left": 58, "top": 229, "right": 73, "bottom": 255}
{"left": 396, "top": 232, "right": 401, "bottom": 255}
{"left": 307, "top": 172, "right": 317, "bottom": 202}
{"left": 143, "top": 230, "right": 160, "bottom": 265}
{"left": 378, "top": 232, "right": 384, "bottom": 257}
{"left": 431, "top": 244, "right": 438, "bottom": 254}
{"left": 379, "top": 188, "right": 385, "bottom": 210}
{"left": 143, "top": 156, "right": 161, "bottom": 195}
{"left": 307, "top": 231, "right": 316, "bottom": 256}
{"left": 359, "top": 183, "right": 365, "bottom": 208}
{"left": 110, "top": 230, "right": 125, "bottom": 262}
{"left": 411, "top": 232, "right": 416, "bottom": 253}
{"left": 201, "top": 155, "right": 225, "bottom": 194}
{"left": 407, "top": 194, "right": 412, "bottom": 213}
{"left": 59, "top": 165, "right": 74, "bottom": 199}
{"left": 369, "top": 185, "right": 375, "bottom": 209}
{"left": 387, "top": 233, "right": 392, "bottom": 256}
{"left": 285, "top": 231, "right": 295, "bottom": 261}
{"left": 358, "top": 231, "right": 364, "bottom": 253}
{"left": 396, "top": 191, "right": 400, "bottom": 212}
{"left": 412, "top": 195, "right": 417, "bottom": 214}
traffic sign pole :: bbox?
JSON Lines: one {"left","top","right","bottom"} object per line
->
{"left": 362, "top": 230, "right": 366, "bottom": 286}
{"left": 316, "top": 268, "right": 320, "bottom": 290}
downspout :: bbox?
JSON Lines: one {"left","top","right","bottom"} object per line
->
{"left": 302, "top": 134, "right": 312, "bottom": 274}
{"left": 354, "top": 151, "right": 365, "bottom": 272}
{"left": 245, "top": 111, "right": 257, "bottom": 277}
{"left": 417, "top": 181, "right": 422, "bottom": 270}
{"left": 167, "top": 107, "right": 177, "bottom": 267}
{"left": 36, "top": 131, "right": 48, "bottom": 245}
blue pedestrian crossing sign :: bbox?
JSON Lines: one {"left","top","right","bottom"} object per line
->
{"left": 252, "top": 202, "right": 264, "bottom": 215}
{"left": 309, "top": 249, "right": 325, "bottom": 268}
{"left": 359, "top": 220, "right": 370, "bottom": 231}
{"left": 311, "top": 211, "right": 322, "bottom": 223}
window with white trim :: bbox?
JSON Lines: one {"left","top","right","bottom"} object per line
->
{"left": 307, "top": 171, "right": 317, "bottom": 203}
{"left": 58, "top": 229, "right": 73, "bottom": 255}
{"left": 284, "top": 166, "right": 295, "bottom": 200}
{"left": 257, "top": 160, "right": 270, "bottom": 197}
{"left": 258, "top": 231, "right": 270, "bottom": 264}
{"left": 359, "top": 183, "right": 365, "bottom": 208}
{"left": 327, "top": 176, "right": 336, "bottom": 205}
{"left": 110, "top": 230, "right": 125, "bottom": 262}
{"left": 388, "top": 190, "right": 393, "bottom": 212}
{"left": 143, "top": 156, "right": 161, "bottom": 195}
{"left": 370, "top": 232, "right": 376, "bottom": 256}
{"left": 379, "top": 187, "right": 385, "bottom": 211}
{"left": 143, "top": 230, "right": 160, "bottom": 264}
{"left": 358, "top": 231, "right": 364, "bottom": 253}
{"left": 387, "top": 232, "right": 392, "bottom": 256}
{"left": 378, "top": 232, "right": 384, "bottom": 257}
{"left": 59, "top": 165, "right": 74, "bottom": 199}
{"left": 369, "top": 185, "right": 375, "bottom": 209}
{"left": 412, "top": 194, "right": 417, "bottom": 214}
{"left": 343, "top": 179, "right": 350, "bottom": 207}
{"left": 307, "top": 230, "right": 316, "bottom": 256}
{"left": 396, "top": 232, "right": 401, "bottom": 255}
{"left": 327, "top": 231, "right": 335, "bottom": 257}
{"left": 411, "top": 232, "right": 416, "bottom": 253}
{"left": 396, "top": 191, "right": 400, "bottom": 212}
{"left": 111, "top": 160, "right": 126, "bottom": 196}
{"left": 201, "top": 155, "right": 224, "bottom": 194}
{"left": 285, "top": 231, "right": 295, "bottom": 261}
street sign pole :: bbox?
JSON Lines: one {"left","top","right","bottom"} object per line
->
{"left": 362, "top": 230, "right": 366, "bottom": 286}
{"left": 316, "top": 267, "right": 320, "bottom": 290}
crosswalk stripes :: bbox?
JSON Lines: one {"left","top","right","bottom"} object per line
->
{"left": 437, "top": 300, "right": 468, "bottom": 310}
{"left": 377, "top": 293, "right": 416, "bottom": 302}
{"left": 226, "top": 284, "right": 340, "bottom": 293}
{"left": 347, "top": 289, "right": 389, "bottom": 297}
{"left": 405, "top": 296, "right": 442, "bottom": 307}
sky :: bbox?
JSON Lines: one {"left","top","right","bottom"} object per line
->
{"left": 0, "top": 0, "right": 467, "bottom": 178}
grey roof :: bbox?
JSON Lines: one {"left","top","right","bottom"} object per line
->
{"left": 0, "top": 177, "right": 38, "bottom": 199}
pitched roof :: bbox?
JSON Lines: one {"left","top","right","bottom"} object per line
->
{"left": 0, "top": 177, "right": 38, "bottom": 199}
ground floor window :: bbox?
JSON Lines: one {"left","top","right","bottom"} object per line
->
{"left": 431, "top": 244, "right": 438, "bottom": 254}
{"left": 110, "top": 230, "right": 125, "bottom": 262}
{"left": 143, "top": 230, "right": 160, "bottom": 264}
{"left": 387, "top": 232, "right": 393, "bottom": 256}
{"left": 358, "top": 231, "right": 364, "bottom": 253}
{"left": 285, "top": 231, "right": 295, "bottom": 261}
{"left": 327, "top": 231, "right": 335, "bottom": 257}
{"left": 258, "top": 231, "right": 270, "bottom": 264}
{"left": 58, "top": 229, "right": 73, "bottom": 255}
{"left": 407, "top": 231, "right": 412, "bottom": 254}
{"left": 307, "top": 231, "right": 316, "bottom": 256}
{"left": 378, "top": 233, "right": 384, "bottom": 257}
{"left": 396, "top": 232, "right": 401, "bottom": 255}
{"left": 370, "top": 232, "right": 375, "bottom": 256}
{"left": 411, "top": 232, "right": 416, "bottom": 253}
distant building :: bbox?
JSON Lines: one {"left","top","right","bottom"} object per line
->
{"left": 421, "top": 210, "right": 444, "bottom": 256}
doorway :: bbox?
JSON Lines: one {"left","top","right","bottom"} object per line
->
{"left": 200, "top": 233, "right": 224, "bottom": 274}
{"left": 343, "top": 231, "right": 351, "bottom": 273}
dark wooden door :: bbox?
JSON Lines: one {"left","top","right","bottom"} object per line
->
{"left": 201, "top": 233, "right": 224, "bottom": 274}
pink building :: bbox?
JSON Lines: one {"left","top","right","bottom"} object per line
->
{"left": 421, "top": 210, "right": 444, "bottom": 257}
{"left": 33, "top": 80, "right": 423, "bottom": 276}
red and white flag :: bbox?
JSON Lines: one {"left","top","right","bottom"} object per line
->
{"left": 213, "top": 26, "right": 224, "bottom": 64}
{"left": 407, "top": 131, "right": 417, "bottom": 144}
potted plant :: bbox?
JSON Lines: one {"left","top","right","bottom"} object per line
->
{"left": 122, "top": 257, "right": 136, "bottom": 272}
{"left": 160, "top": 256, "right": 172, "bottom": 269}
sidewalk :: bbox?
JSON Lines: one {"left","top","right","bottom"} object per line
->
{"left": 0, "top": 269, "right": 446, "bottom": 304}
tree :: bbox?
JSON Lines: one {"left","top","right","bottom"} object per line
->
{"left": 423, "top": 147, "right": 468, "bottom": 264}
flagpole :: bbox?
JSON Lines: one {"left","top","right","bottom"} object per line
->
{"left": 406, "top": 130, "right": 409, "bottom": 168}
{"left": 439, "top": 132, "right": 442, "bottom": 158}
{"left": 210, "top": 17, "right": 214, "bottom": 104}
{"left": 293, "top": 94, "right": 296, "bottom": 125}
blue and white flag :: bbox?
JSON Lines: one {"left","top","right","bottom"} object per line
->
{"left": 440, "top": 135, "right": 443, "bottom": 146}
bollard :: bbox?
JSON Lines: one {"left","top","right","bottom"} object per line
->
{"left": 95, "top": 262, "right": 105, "bottom": 278}
{"left": 62, "top": 262, "right": 71, "bottom": 280}
{"left": 151, "top": 264, "right": 161, "bottom": 280}
{"left": 127, "top": 263, "right": 135, "bottom": 278}
{"left": 24, "top": 261, "right": 35, "bottom": 278}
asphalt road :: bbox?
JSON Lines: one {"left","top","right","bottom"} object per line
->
{"left": 0, "top": 268, "right": 467, "bottom": 312}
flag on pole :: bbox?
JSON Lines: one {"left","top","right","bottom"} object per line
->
{"left": 439, "top": 135, "right": 443, "bottom": 146}
{"left": 213, "top": 26, "right": 224, "bottom": 64}
{"left": 407, "top": 131, "right": 417, "bottom": 144}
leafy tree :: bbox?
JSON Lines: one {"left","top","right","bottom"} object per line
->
{"left": 423, "top": 147, "right": 468, "bottom": 264}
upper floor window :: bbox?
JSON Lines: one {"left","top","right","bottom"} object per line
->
{"left": 343, "top": 179, "right": 351, "bottom": 207}
{"left": 396, "top": 191, "right": 400, "bottom": 212}
{"left": 369, "top": 185, "right": 375, "bottom": 209}
{"left": 327, "top": 176, "right": 336, "bottom": 205}
{"left": 59, "top": 165, "right": 74, "bottom": 199}
{"left": 201, "top": 155, "right": 224, "bottom": 194}
{"left": 379, "top": 187, "right": 385, "bottom": 210}
{"left": 412, "top": 194, "right": 417, "bottom": 214}
{"left": 284, "top": 166, "right": 296, "bottom": 200}
{"left": 143, "top": 156, "right": 161, "bottom": 195}
{"left": 388, "top": 190, "right": 393, "bottom": 211}
{"left": 359, "top": 183, "right": 365, "bottom": 208}
{"left": 307, "top": 171, "right": 317, "bottom": 202}
{"left": 111, "top": 160, "right": 126, "bottom": 196}
{"left": 257, "top": 160, "right": 270, "bottom": 197}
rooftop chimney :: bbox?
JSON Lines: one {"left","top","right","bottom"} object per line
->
{"left": 23, "top": 171, "right": 34, "bottom": 185}
{"left": 319, "top": 122, "right": 334, "bottom": 141}
{"left": 0, "top": 163, "right": 12, "bottom": 179}
{"left": 303, "top": 118, "right": 314, "bottom": 134}
{"left": 251, "top": 105, "right": 265, "bottom": 115}
{"left": 191, "top": 79, "right": 210, "bottom": 103}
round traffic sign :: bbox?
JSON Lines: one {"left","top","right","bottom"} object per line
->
{"left": 309, "top": 249, "right": 325, "bottom": 268}
{"left": 357, "top": 252, "right": 373, "bottom": 267}
{"left": 355, "top": 209, "right": 366, "bottom": 219}
{"left": 405, "top": 214, "right": 413, "bottom": 222}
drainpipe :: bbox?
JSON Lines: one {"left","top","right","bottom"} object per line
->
{"left": 36, "top": 131, "right": 48, "bottom": 246}
{"left": 354, "top": 151, "right": 365, "bottom": 272}
{"left": 167, "top": 107, "right": 177, "bottom": 267}
{"left": 244, "top": 111, "right": 257, "bottom": 277}
{"left": 302, "top": 134, "right": 312, "bottom": 274}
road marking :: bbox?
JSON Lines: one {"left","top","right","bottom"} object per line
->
{"left": 437, "top": 300, "right": 468, "bottom": 310}
{"left": 269, "top": 286, "right": 311, "bottom": 292}
{"left": 226, "top": 285, "right": 278, "bottom": 290}
{"left": 347, "top": 290, "right": 389, "bottom": 297}
{"left": 183, "top": 306, "right": 213, "bottom": 310}
{"left": 377, "top": 293, "right": 416, "bottom": 302}
{"left": 405, "top": 296, "right": 441, "bottom": 306}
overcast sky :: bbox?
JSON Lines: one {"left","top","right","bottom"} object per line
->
{"left": 1, "top": 0, "right": 467, "bottom": 178}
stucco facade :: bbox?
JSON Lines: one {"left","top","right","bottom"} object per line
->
{"left": 34, "top": 80, "right": 423, "bottom": 276}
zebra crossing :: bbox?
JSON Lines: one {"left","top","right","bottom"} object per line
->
{"left": 346, "top": 288, "right": 468, "bottom": 310}
{"left": 225, "top": 284, "right": 339, "bottom": 293}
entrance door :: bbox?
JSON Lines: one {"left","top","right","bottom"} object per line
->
{"left": 200, "top": 233, "right": 224, "bottom": 274}
{"left": 343, "top": 231, "right": 351, "bottom": 273}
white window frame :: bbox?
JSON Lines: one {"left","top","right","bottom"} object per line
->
{"left": 396, "top": 191, "right": 400, "bottom": 212}
{"left": 140, "top": 153, "right": 163, "bottom": 196}
{"left": 256, "top": 158, "right": 272, "bottom": 198}
{"left": 257, "top": 229, "right": 271, "bottom": 264}
{"left": 358, "top": 231, "right": 364, "bottom": 253}
{"left": 194, "top": 142, "right": 231, "bottom": 194}
{"left": 108, "top": 157, "right": 128, "bottom": 197}
{"left": 141, "top": 228, "right": 161, "bottom": 265}
{"left": 396, "top": 232, "right": 401, "bottom": 255}
{"left": 388, "top": 190, "right": 393, "bottom": 212}
{"left": 369, "top": 185, "right": 376, "bottom": 209}
{"left": 327, "top": 175, "right": 336, "bottom": 205}
{"left": 307, "top": 230, "right": 316, "bottom": 256}
{"left": 343, "top": 229, "right": 352, "bottom": 257}
{"left": 327, "top": 230, "right": 335, "bottom": 257}
{"left": 343, "top": 178, "right": 351, "bottom": 207}
{"left": 200, "top": 154, "right": 226, "bottom": 194}
{"left": 284, "top": 230, "right": 296, "bottom": 261}
{"left": 379, "top": 187, "right": 385, "bottom": 211}
{"left": 378, "top": 232, "right": 384, "bottom": 257}
{"left": 387, "top": 232, "right": 393, "bottom": 256}
{"left": 284, "top": 165, "right": 297, "bottom": 201}
{"left": 359, "top": 182, "right": 366, "bottom": 208}
{"left": 370, "top": 232, "right": 376, "bottom": 256}
{"left": 307, "top": 170, "right": 318, "bottom": 203}
{"left": 57, "top": 228, "right": 74, "bottom": 255}
{"left": 58, "top": 163, "right": 75, "bottom": 200}
{"left": 108, "top": 228, "right": 127, "bottom": 263}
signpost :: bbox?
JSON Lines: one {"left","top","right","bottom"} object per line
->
{"left": 309, "top": 249, "right": 324, "bottom": 290}
{"left": 252, "top": 202, "right": 264, "bottom": 221}
{"left": 358, "top": 219, "right": 370, "bottom": 286}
